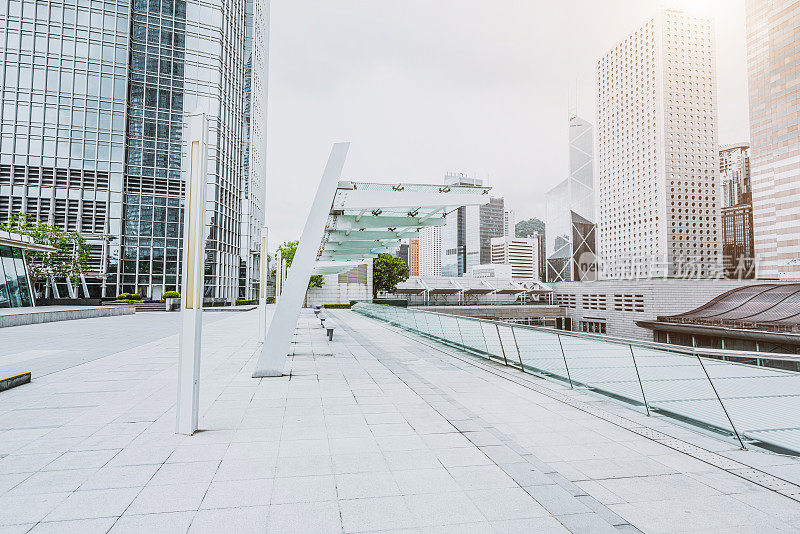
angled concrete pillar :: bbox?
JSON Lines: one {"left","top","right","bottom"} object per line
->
{"left": 252, "top": 142, "right": 349, "bottom": 377}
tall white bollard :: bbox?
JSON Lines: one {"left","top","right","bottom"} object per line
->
{"left": 176, "top": 111, "right": 208, "bottom": 435}
{"left": 258, "top": 226, "right": 269, "bottom": 342}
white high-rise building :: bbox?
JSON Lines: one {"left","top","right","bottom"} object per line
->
{"left": 596, "top": 9, "right": 721, "bottom": 279}
{"left": 419, "top": 225, "right": 441, "bottom": 276}
{"left": 503, "top": 210, "right": 515, "bottom": 237}
{"left": 490, "top": 236, "right": 540, "bottom": 280}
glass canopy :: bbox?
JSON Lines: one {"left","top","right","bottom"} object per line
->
{"left": 313, "top": 180, "right": 492, "bottom": 274}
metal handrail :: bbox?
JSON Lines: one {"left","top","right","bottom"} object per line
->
{"left": 392, "top": 304, "right": 800, "bottom": 371}
{"left": 352, "top": 302, "right": 790, "bottom": 453}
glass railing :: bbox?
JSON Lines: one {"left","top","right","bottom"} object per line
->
{"left": 352, "top": 302, "right": 800, "bottom": 456}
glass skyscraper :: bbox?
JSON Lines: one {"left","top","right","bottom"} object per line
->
{"left": 546, "top": 113, "right": 597, "bottom": 282}
{"left": 0, "top": 0, "right": 264, "bottom": 301}
{"left": 0, "top": 0, "right": 129, "bottom": 297}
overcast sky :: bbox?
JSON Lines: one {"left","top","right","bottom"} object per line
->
{"left": 264, "top": 0, "right": 749, "bottom": 247}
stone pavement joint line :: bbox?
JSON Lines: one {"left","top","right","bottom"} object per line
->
{"left": 380, "top": 318, "right": 800, "bottom": 504}
{"left": 1, "top": 308, "right": 800, "bottom": 533}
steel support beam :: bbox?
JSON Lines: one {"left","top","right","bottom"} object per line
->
{"left": 331, "top": 215, "right": 446, "bottom": 231}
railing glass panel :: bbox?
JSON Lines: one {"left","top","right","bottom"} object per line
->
{"left": 351, "top": 303, "right": 800, "bottom": 454}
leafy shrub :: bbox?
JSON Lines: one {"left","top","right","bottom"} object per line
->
{"left": 113, "top": 299, "right": 138, "bottom": 304}
{"left": 116, "top": 293, "right": 130, "bottom": 300}
{"left": 163, "top": 291, "right": 180, "bottom": 298}
{"left": 236, "top": 299, "right": 257, "bottom": 305}
{"left": 129, "top": 293, "right": 143, "bottom": 301}
{"left": 323, "top": 303, "right": 351, "bottom": 309}
{"left": 266, "top": 297, "right": 275, "bottom": 304}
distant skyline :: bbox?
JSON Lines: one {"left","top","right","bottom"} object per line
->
{"left": 265, "top": 0, "right": 749, "bottom": 247}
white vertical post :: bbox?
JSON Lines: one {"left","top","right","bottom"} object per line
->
{"left": 176, "top": 111, "right": 208, "bottom": 435}
{"left": 258, "top": 225, "right": 269, "bottom": 342}
{"left": 252, "top": 142, "right": 349, "bottom": 377}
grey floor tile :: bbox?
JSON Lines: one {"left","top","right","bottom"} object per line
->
{"left": 340, "top": 496, "right": 418, "bottom": 532}
{"left": 189, "top": 505, "right": 269, "bottom": 533}
{"left": 27, "top": 517, "right": 117, "bottom": 534}
{"left": 392, "top": 468, "right": 461, "bottom": 495}
{"left": 403, "top": 491, "right": 485, "bottom": 526}
{"left": 336, "top": 471, "right": 401, "bottom": 499}
{"left": 108, "top": 511, "right": 195, "bottom": 533}
{"left": 267, "top": 500, "right": 342, "bottom": 533}
{"left": 271, "top": 474, "right": 337, "bottom": 504}
{"left": 125, "top": 482, "right": 208, "bottom": 515}
{"left": 466, "top": 487, "right": 550, "bottom": 521}
{"left": 44, "top": 488, "right": 140, "bottom": 521}
{"left": 200, "top": 478, "right": 273, "bottom": 509}
{"left": 0, "top": 492, "right": 70, "bottom": 526}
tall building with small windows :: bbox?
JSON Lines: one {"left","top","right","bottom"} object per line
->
{"left": 746, "top": 0, "right": 800, "bottom": 280}
{"left": 419, "top": 226, "right": 441, "bottom": 276}
{"left": 503, "top": 209, "right": 514, "bottom": 237}
{"left": 408, "top": 238, "right": 419, "bottom": 276}
{"left": 0, "top": 0, "right": 265, "bottom": 301}
{"left": 596, "top": 9, "right": 721, "bottom": 280}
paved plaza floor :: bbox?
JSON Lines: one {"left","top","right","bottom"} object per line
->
{"left": 2, "top": 308, "right": 800, "bottom": 533}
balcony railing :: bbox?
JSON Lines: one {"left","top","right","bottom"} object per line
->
{"left": 353, "top": 302, "right": 800, "bottom": 456}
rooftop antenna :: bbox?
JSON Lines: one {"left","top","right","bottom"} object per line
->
{"left": 568, "top": 79, "right": 578, "bottom": 119}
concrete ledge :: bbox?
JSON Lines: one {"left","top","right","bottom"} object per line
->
{"left": 0, "top": 372, "right": 31, "bottom": 392}
{"left": 0, "top": 306, "right": 135, "bottom": 328}
{"left": 205, "top": 305, "right": 258, "bottom": 312}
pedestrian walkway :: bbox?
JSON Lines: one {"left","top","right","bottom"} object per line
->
{"left": 1, "top": 308, "right": 800, "bottom": 533}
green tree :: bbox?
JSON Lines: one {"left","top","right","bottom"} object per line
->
{"left": 372, "top": 253, "right": 409, "bottom": 299}
{"left": 515, "top": 217, "right": 546, "bottom": 239}
{"left": 272, "top": 240, "right": 324, "bottom": 289}
{"left": 0, "top": 213, "right": 90, "bottom": 290}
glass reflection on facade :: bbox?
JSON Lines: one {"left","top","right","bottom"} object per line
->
{"left": 0, "top": 0, "right": 129, "bottom": 297}
{"left": 122, "top": 0, "right": 186, "bottom": 299}
{"left": 0, "top": 245, "right": 33, "bottom": 308}
{"left": 0, "top": 0, "right": 263, "bottom": 302}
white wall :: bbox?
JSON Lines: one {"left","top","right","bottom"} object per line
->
{"left": 305, "top": 263, "right": 373, "bottom": 306}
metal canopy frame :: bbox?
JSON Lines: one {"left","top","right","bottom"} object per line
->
{"left": 252, "top": 143, "right": 491, "bottom": 377}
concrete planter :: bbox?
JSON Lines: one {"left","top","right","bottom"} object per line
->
{"left": 165, "top": 298, "right": 180, "bottom": 312}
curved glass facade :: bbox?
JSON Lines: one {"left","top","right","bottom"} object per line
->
{"left": 0, "top": 245, "right": 33, "bottom": 308}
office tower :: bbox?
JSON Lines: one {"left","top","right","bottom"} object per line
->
{"left": 440, "top": 173, "right": 505, "bottom": 276}
{"left": 419, "top": 226, "right": 441, "bottom": 276}
{"left": 596, "top": 10, "right": 721, "bottom": 279}
{"left": 546, "top": 113, "right": 597, "bottom": 282}
{"left": 241, "top": 0, "right": 269, "bottom": 299}
{"left": 396, "top": 241, "right": 409, "bottom": 267}
{"left": 408, "top": 238, "right": 419, "bottom": 276}
{"left": 441, "top": 173, "right": 480, "bottom": 276}
{"left": 503, "top": 209, "right": 515, "bottom": 237}
{"left": 490, "top": 236, "right": 540, "bottom": 280}
{"left": 0, "top": 0, "right": 129, "bottom": 297}
{"left": 746, "top": 0, "right": 800, "bottom": 280}
{"left": 0, "top": 0, "right": 262, "bottom": 301}
{"left": 532, "top": 231, "right": 546, "bottom": 282}
{"left": 480, "top": 197, "right": 505, "bottom": 264}
{"left": 720, "top": 143, "right": 751, "bottom": 209}
{"left": 719, "top": 144, "right": 754, "bottom": 278}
